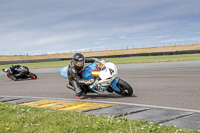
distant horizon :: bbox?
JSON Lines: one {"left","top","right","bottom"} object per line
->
{"left": 1, "top": 43, "right": 200, "bottom": 56}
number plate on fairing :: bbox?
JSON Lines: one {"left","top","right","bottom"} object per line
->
{"left": 97, "top": 86, "right": 109, "bottom": 92}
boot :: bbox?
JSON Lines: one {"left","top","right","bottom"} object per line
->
{"left": 66, "top": 84, "right": 75, "bottom": 91}
{"left": 71, "top": 81, "right": 82, "bottom": 96}
{"left": 75, "top": 88, "right": 82, "bottom": 96}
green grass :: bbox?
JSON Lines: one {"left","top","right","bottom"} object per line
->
{"left": 0, "top": 102, "right": 198, "bottom": 133}
{"left": 0, "top": 60, "right": 71, "bottom": 70}
{"left": 0, "top": 53, "right": 200, "bottom": 70}
{"left": 106, "top": 53, "right": 200, "bottom": 64}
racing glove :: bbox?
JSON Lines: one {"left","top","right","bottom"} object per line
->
{"left": 98, "top": 59, "right": 106, "bottom": 65}
{"left": 85, "top": 79, "right": 95, "bottom": 85}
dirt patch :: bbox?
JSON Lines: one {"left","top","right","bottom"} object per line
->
{"left": 1, "top": 44, "right": 200, "bottom": 61}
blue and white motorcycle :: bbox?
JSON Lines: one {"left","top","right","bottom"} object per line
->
{"left": 60, "top": 62, "right": 133, "bottom": 97}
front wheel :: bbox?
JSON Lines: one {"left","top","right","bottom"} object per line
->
{"left": 29, "top": 73, "right": 37, "bottom": 79}
{"left": 7, "top": 74, "right": 13, "bottom": 80}
{"left": 116, "top": 79, "right": 133, "bottom": 97}
{"left": 7, "top": 74, "right": 17, "bottom": 81}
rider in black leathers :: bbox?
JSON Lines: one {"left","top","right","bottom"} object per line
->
{"left": 7, "top": 64, "right": 24, "bottom": 80}
{"left": 67, "top": 53, "right": 100, "bottom": 96}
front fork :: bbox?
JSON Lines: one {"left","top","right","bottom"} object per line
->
{"left": 110, "top": 77, "right": 120, "bottom": 92}
{"left": 89, "top": 77, "right": 121, "bottom": 92}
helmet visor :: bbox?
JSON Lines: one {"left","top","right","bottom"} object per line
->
{"left": 75, "top": 61, "right": 84, "bottom": 67}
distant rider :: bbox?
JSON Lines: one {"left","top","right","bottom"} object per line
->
{"left": 67, "top": 53, "right": 102, "bottom": 96}
{"left": 7, "top": 64, "right": 24, "bottom": 80}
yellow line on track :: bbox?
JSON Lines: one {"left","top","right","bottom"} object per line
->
{"left": 20, "top": 99, "right": 116, "bottom": 111}
{"left": 21, "top": 99, "right": 66, "bottom": 107}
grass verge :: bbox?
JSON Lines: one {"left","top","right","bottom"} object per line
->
{"left": 0, "top": 102, "right": 198, "bottom": 133}
{"left": 0, "top": 53, "right": 200, "bottom": 70}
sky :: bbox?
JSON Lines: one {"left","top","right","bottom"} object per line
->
{"left": 0, "top": 0, "right": 200, "bottom": 55}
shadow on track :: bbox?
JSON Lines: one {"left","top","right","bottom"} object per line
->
{"left": 79, "top": 93, "right": 137, "bottom": 100}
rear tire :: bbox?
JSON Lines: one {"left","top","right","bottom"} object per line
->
{"left": 116, "top": 79, "right": 133, "bottom": 97}
{"left": 29, "top": 73, "right": 37, "bottom": 79}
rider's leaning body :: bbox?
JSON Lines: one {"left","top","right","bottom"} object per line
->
{"left": 8, "top": 64, "right": 24, "bottom": 79}
{"left": 67, "top": 53, "right": 100, "bottom": 96}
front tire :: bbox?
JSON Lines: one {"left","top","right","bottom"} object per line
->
{"left": 7, "top": 74, "right": 17, "bottom": 81}
{"left": 7, "top": 74, "right": 13, "bottom": 80}
{"left": 116, "top": 79, "right": 133, "bottom": 97}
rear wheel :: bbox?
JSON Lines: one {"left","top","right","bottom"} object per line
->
{"left": 116, "top": 79, "right": 133, "bottom": 97}
{"left": 29, "top": 73, "right": 37, "bottom": 79}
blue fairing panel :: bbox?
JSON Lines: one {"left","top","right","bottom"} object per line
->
{"left": 90, "top": 85, "right": 109, "bottom": 92}
{"left": 60, "top": 65, "right": 69, "bottom": 78}
{"left": 110, "top": 77, "right": 120, "bottom": 92}
{"left": 82, "top": 63, "right": 96, "bottom": 80}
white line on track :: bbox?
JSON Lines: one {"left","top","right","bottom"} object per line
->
{"left": 1, "top": 95, "right": 200, "bottom": 113}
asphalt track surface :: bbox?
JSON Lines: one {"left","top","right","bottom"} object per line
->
{"left": 0, "top": 60, "right": 200, "bottom": 111}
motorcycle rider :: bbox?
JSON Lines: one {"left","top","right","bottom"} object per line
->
{"left": 67, "top": 53, "right": 103, "bottom": 96}
{"left": 7, "top": 64, "right": 24, "bottom": 80}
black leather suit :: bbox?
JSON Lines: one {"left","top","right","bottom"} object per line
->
{"left": 9, "top": 65, "right": 23, "bottom": 76}
{"left": 67, "top": 58, "right": 99, "bottom": 96}
{"left": 8, "top": 65, "right": 24, "bottom": 80}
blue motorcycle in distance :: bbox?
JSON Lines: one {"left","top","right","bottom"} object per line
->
{"left": 60, "top": 62, "right": 133, "bottom": 97}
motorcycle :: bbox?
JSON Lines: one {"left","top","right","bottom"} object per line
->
{"left": 2, "top": 66, "right": 37, "bottom": 81}
{"left": 60, "top": 61, "right": 133, "bottom": 97}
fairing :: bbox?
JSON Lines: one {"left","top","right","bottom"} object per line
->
{"left": 60, "top": 65, "right": 69, "bottom": 78}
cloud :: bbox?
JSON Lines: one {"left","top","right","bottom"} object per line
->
{"left": 119, "top": 35, "right": 127, "bottom": 39}
{"left": 190, "top": 32, "right": 200, "bottom": 34}
{"left": 94, "top": 41, "right": 104, "bottom": 45}
{"left": 0, "top": 0, "right": 200, "bottom": 54}
{"left": 97, "top": 38, "right": 110, "bottom": 41}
